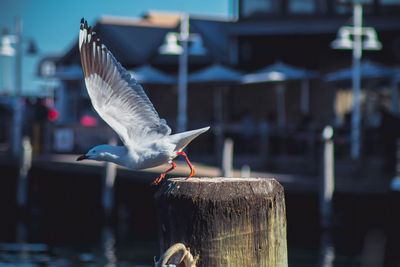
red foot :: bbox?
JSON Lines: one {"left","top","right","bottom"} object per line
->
{"left": 177, "top": 151, "right": 195, "bottom": 180}
{"left": 152, "top": 162, "right": 177, "bottom": 185}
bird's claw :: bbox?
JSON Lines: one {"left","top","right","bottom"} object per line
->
{"left": 151, "top": 161, "right": 177, "bottom": 185}
{"left": 185, "top": 169, "right": 195, "bottom": 180}
{"left": 151, "top": 175, "right": 164, "bottom": 186}
{"left": 177, "top": 151, "right": 195, "bottom": 180}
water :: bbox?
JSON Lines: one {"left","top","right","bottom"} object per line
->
{"left": 0, "top": 231, "right": 378, "bottom": 266}
{"left": 0, "top": 215, "right": 393, "bottom": 266}
{"left": 0, "top": 226, "right": 159, "bottom": 266}
{"left": 1, "top": 167, "right": 400, "bottom": 266}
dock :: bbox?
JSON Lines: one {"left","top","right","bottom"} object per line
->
{"left": 23, "top": 153, "right": 391, "bottom": 194}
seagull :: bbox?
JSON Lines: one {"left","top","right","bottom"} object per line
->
{"left": 76, "top": 18, "right": 209, "bottom": 185}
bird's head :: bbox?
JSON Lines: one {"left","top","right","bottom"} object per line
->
{"left": 77, "top": 145, "right": 109, "bottom": 162}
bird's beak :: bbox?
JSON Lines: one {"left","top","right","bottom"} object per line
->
{"left": 76, "top": 154, "right": 89, "bottom": 161}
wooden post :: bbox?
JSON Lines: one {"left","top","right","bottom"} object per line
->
{"left": 320, "top": 126, "right": 335, "bottom": 228}
{"left": 102, "top": 135, "right": 118, "bottom": 220}
{"left": 16, "top": 136, "right": 32, "bottom": 243}
{"left": 221, "top": 138, "right": 233, "bottom": 177}
{"left": 154, "top": 177, "right": 288, "bottom": 267}
{"left": 17, "top": 136, "right": 32, "bottom": 208}
{"left": 390, "top": 138, "right": 400, "bottom": 191}
{"left": 241, "top": 164, "right": 250, "bottom": 178}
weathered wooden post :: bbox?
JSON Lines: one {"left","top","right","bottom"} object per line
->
{"left": 221, "top": 138, "right": 233, "bottom": 177}
{"left": 320, "top": 125, "right": 335, "bottom": 229}
{"left": 155, "top": 177, "right": 287, "bottom": 266}
{"left": 16, "top": 136, "right": 32, "bottom": 243}
{"left": 390, "top": 138, "right": 400, "bottom": 191}
{"left": 17, "top": 136, "right": 32, "bottom": 208}
{"left": 102, "top": 135, "right": 118, "bottom": 220}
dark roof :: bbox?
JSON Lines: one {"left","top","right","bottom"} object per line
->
{"left": 243, "top": 61, "right": 318, "bottom": 83}
{"left": 57, "top": 15, "right": 234, "bottom": 69}
{"left": 325, "top": 60, "right": 395, "bottom": 82}
{"left": 229, "top": 17, "right": 400, "bottom": 36}
{"left": 130, "top": 64, "right": 176, "bottom": 84}
{"left": 188, "top": 63, "right": 243, "bottom": 84}
{"left": 191, "top": 19, "right": 232, "bottom": 62}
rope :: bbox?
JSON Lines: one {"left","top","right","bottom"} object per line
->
{"left": 155, "top": 243, "right": 198, "bottom": 267}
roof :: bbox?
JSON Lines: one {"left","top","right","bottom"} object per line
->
{"left": 242, "top": 61, "right": 318, "bottom": 83}
{"left": 57, "top": 13, "right": 234, "bottom": 69}
{"left": 229, "top": 16, "right": 400, "bottom": 36}
{"left": 100, "top": 12, "right": 180, "bottom": 27}
{"left": 188, "top": 63, "right": 243, "bottom": 84}
{"left": 325, "top": 60, "right": 395, "bottom": 82}
{"left": 129, "top": 64, "right": 176, "bottom": 84}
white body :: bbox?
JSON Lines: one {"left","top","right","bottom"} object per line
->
{"left": 92, "top": 127, "right": 209, "bottom": 170}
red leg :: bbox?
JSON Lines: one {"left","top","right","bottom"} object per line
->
{"left": 177, "top": 151, "right": 195, "bottom": 180}
{"left": 152, "top": 161, "right": 177, "bottom": 185}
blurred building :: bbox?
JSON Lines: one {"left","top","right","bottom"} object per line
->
{"left": 37, "top": 5, "right": 400, "bottom": 170}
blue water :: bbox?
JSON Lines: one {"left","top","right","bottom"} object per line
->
{"left": 0, "top": 227, "right": 159, "bottom": 266}
{"left": 0, "top": 225, "right": 378, "bottom": 266}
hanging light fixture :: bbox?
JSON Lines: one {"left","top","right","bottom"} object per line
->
{"left": 158, "top": 32, "right": 183, "bottom": 55}
{"left": 188, "top": 35, "right": 207, "bottom": 56}
{"left": 0, "top": 34, "right": 16, "bottom": 56}
{"left": 331, "top": 27, "right": 353, "bottom": 50}
{"left": 362, "top": 27, "right": 382, "bottom": 50}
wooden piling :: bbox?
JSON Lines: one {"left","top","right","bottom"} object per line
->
{"left": 320, "top": 125, "right": 335, "bottom": 228}
{"left": 17, "top": 136, "right": 32, "bottom": 208}
{"left": 154, "top": 177, "right": 288, "bottom": 267}
{"left": 102, "top": 135, "right": 118, "bottom": 220}
{"left": 221, "top": 139, "right": 233, "bottom": 177}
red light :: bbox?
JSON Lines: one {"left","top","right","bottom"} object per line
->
{"left": 48, "top": 108, "right": 59, "bottom": 121}
{"left": 80, "top": 115, "right": 98, "bottom": 126}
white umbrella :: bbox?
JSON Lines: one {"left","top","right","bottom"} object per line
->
{"left": 325, "top": 60, "right": 394, "bottom": 82}
{"left": 188, "top": 63, "right": 243, "bottom": 158}
{"left": 243, "top": 61, "right": 318, "bottom": 127}
{"left": 188, "top": 63, "right": 243, "bottom": 124}
{"left": 130, "top": 64, "right": 176, "bottom": 85}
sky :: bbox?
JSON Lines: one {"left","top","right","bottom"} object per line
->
{"left": 0, "top": 0, "right": 231, "bottom": 95}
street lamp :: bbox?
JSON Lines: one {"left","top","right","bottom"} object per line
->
{"left": 331, "top": 2, "right": 382, "bottom": 160}
{"left": 0, "top": 16, "right": 38, "bottom": 158}
{"left": 158, "top": 13, "right": 207, "bottom": 132}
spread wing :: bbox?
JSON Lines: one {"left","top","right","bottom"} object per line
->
{"left": 78, "top": 18, "right": 171, "bottom": 146}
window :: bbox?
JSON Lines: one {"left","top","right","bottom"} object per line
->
{"left": 288, "top": 0, "right": 316, "bottom": 14}
{"left": 379, "top": 0, "right": 400, "bottom": 15}
{"left": 241, "top": 0, "right": 281, "bottom": 17}
{"left": 380, "top": 0, "right": 400, "bottom": 4}
{"left": 335, "top": 0, "right": 373, "bottom": 14}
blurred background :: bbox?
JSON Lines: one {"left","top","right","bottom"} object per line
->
{"left": 1, "top": 0, "right": 400, "bottom": 266}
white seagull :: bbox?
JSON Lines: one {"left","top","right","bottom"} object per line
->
{"left": 76, "top": 18, "right": 210, "bottom": 185}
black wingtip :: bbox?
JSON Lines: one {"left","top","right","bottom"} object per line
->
{"left": 80, "top": 18, "right": 85, "bottom": 30}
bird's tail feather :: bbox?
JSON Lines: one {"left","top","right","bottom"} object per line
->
{"left": 169, "top": 126, "right": 210, "bottom": 152}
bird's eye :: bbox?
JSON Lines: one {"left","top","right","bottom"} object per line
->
{"left": 93, "top": 150, "right": 96, "bottom": 153}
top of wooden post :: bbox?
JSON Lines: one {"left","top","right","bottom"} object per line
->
{"left": 155, "top": 177, "right": 283, "bottom": 201}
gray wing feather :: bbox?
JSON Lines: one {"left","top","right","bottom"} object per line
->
{"left": 79, "top": 19, "right": 171, "bottom": 145}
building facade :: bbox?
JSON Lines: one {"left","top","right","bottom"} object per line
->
{"left": 38, "top": 6, "right": 400, "bottom": 168}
